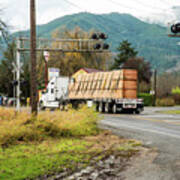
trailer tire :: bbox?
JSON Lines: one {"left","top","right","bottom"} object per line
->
{"left": 112, "top": 104, "right": 117, "bottom": 114}
{"left": 105, "top": 102, "right": 112, "bottom": 113}
{"left": 135, "top": 109, "right": 140, "bottom": 114}
{"left": 98, "top": 102, "right": 105, "bottom": 113}
{"left": 95, "top": 103, "right": 99, "bottom": 112}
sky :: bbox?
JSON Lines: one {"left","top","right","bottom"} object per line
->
{"left": 1, "top": 0, "right": 180, "bottom": 32}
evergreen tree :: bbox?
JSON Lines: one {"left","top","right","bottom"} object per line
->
{"left": 111, "top": 40, "right": 138, "bottom": 69}
{"left": 0, "top": 41, "right": 16, "bottom": 96}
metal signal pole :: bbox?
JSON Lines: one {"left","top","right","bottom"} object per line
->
{"left": 30, "top": 0, "right": 38, "bottom": 114}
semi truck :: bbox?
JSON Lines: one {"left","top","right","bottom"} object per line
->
{"left": 39, "top": 69, "right": 144, "bottom": 114}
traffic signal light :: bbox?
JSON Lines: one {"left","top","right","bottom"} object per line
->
{"left": 99, "top": 33, "right": 107, "bottom": 40}
{"left": 103, "top": 43, "right": 109, "bottom": 50}
{"left": 11, "top": 80, "right": 18, "bottom": 86}
{"left": 93, "top": 43, "right": 101, "bottom": 50}
{"left": 91, "top": 32, "right": 108, "bottom": 40}
{"left": 11, "top": 80, "right": 28, "bottom": 86}
{"left": 20, "top": 80, "right": 28, "bottom": 86}
{"left": 171, "top": 23, "right": 180, "bottom": 33}
{"left": 91, "top": 32, "right": 109, "bottom": 50}
{"left": 91, "top": 33, "right": 99, "bottom": 40}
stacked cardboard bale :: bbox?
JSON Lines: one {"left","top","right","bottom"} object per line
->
{"left": 68, "top": 69, "right": 137, "bottom": 99}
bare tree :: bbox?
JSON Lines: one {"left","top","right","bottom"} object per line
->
{"left": 0, "top": 8, "right": 9, "bottom": 45}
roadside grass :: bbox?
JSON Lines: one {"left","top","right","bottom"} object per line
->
{"left": 160, "top": 110, "right": 180, "bottom": 114}
{"left": 0, "top": 106, "right": 142, "bottom": 180}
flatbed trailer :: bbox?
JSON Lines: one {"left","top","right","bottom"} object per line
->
{"left": 39, "top": 69, "right": 144, "bottom": 114}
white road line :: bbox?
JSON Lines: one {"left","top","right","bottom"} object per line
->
{"left": 101, "top": 121, "right": 180, "bottom": 139}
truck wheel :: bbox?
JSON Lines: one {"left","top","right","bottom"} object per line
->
{"left": 98, "top": 102, "right": 105, "bottom": 113}
{"left": 135, "top": 109, "right": 140, "bottom": 114}
{"left": 95, "top": 103, "right": 99, "bottom": 112}
{"left": 60, "top": 105, "right": 64, "bottom": 111}
{"left": 39, "top": 101, "right": 45, "bottom": 111}
{"left": 105, "top": 103, "right": 112, "bottom": 113}
{"left": 112, "top": 104, "right": 117, "bottom": 114}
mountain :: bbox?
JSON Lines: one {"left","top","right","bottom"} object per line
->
{"left": 12, "top": 12, "right": 180, "bottom": 72}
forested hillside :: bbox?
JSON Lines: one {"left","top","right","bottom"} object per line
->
{"left": 12, "top": 12, "right": 180, "bottom": 72}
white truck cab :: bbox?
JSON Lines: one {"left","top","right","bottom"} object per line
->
{"left": 39, "top": 76, "right": 69, "bottom": 109}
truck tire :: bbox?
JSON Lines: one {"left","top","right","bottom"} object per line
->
{"left": 39, "top": 101, "right": 45, "bottom": 111}
{"left": 112, "top": 104, "right": 117, "bottom": 114}
{"left": 105, "top": 102, "right": 112, "bottom": 113}
{"left": 98, "top": 102, "right": 105, "bottom": 113}
{"left": 135, "top": 108, "right": 140, "bottom": 114}
{"left": 95, "top": 103, "right": 99, "bottom": 112}
{"left": 59, "top": 104, "right": 64, "bottom": 111}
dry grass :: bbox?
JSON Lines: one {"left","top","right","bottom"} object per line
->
{"left": 0, "top": 106, "right": 99, "bottom": 147}
{"left": 0, "top": 107, "right": 143, "bottom": 180}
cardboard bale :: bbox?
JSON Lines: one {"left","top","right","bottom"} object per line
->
{"left": 87, "top": 74, "right": 93, "bottom": 90}
{"left": 123, "top": 69, "right": 137, "bottom": 80}
{"left": 83, "top": 74, "right": 89, "bottom": 98}
{"left": 124, "top": 80, "right": 137, "bottom": 89}
{"left": 91, "top": 73, "right": 98, "bottom": 91}
{"left": 110, "top": 79, "right": 118, "bottom": 90}
{"left": 96, "top": 72, "right": 103, "bottom": 91}
{"left": 112, "top": 70, "right": 122, "bottom": 80}
{"left": 105, "top": 72, "right": 113, "bottom": 90}
{"left": 112, "top": 89, "right": 123, "bottom": 99}
{"left": 103, "top": 90, "right": 112, "bottom": 99}
{"left": 124, "top": 89, "right": 137, "bottom": 99}
{"left": 117, "top": 80, "right": 124, "bottom": 89}
{"left": 101, "top": 72, "right": 108, "bottom": 90}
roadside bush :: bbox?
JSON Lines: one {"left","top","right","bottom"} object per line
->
{"left": 138, "top": 93, "right": 153, "bottom": 106}
{"left": 0, "top": 106, "right": 99, "bottom": 147}
{"left": 172, "top": 86, "right": 180, "bottom": 94}
{"left": 172, "top": 87, "right": 180, "bottom": 105}
{"left": 172, "top": 94, "right": 180, "bottom": 105}
{"left": 156, "top": 98, "right": 175, "bottom": 107}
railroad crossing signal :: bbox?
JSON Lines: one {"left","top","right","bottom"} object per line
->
{"left": 16, "top": 33, "right": 109, "bottom": 52}
{"left": 16, "top": 33, "right": 110, "bottom": 113}
{"left": 168, "top": 22, "right": 180, "bottom": 37}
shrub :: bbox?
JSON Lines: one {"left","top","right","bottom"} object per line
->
{"left": 172, "top": 87, "right": 180, "bottom": 104}
{"left": 156, "top": 98, "right": 175, "bottom": 107}
{"left": 138, "top": 93, "right": 153, "bottom": 106}
{"left": 172, "top": 86, "right": 180, "bottom": 94}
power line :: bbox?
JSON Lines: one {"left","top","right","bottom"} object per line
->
{"left": 106, "top": 0, "right": 171, "bottom": 15}
{"left": 63, "top": 0, "right": 87, "bottom": 11}
{"left": 131, "top": 0, "right": 169, "bottom": 12}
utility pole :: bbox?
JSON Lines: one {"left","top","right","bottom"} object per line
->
{"left": 16, "top": 40, "right": 21, "bottom": 112}
{"left": 153, "top": 69, "right": 157, "bottom": 106}
{"left": 30, "top": 0, "right": 38, "bottom": 114}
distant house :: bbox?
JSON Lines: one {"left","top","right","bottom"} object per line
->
{"left": 72, "top": 68, "right": 103, "bottom": 79}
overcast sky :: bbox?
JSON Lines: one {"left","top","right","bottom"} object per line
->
{"left": 1, "top": 0, "right": 180, "bottom": 32}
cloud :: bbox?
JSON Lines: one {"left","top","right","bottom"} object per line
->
{"left": 1, "top": 0, "right": 180, "bottom": 31}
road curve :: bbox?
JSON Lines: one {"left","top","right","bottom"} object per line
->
{"left": 99, "top": 107, "right": 180, "bottom": 180}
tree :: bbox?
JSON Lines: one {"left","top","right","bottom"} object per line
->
{"left": 111, "top": 40, "right": 138, "bottom": 69}
{"left": 0, "top": 41, "right": 16, "bottom": 96}
{"left": 123, "top": 57, "right": 152, "bottom": 84}
{"left": 0, "top": 41, "right": 31, "bottom": 98}
{"left": 48, "top": 27, "right": 111, "bottom": 76}
{"left": 0, "top": 9, "right": 9, "bottom": 45}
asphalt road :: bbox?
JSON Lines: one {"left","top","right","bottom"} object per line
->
{"left": 100, "top": 106, "right": 180, "bottom": 180}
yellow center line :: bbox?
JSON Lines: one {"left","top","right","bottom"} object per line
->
{"left": 132, "top": 116, "right": 163, "bottom": 123}
{"left": 105, "top": 114, "right": 180, "bottom": 125}
{"left": 132, "top": 116, "right": 180, "bottom": 125}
